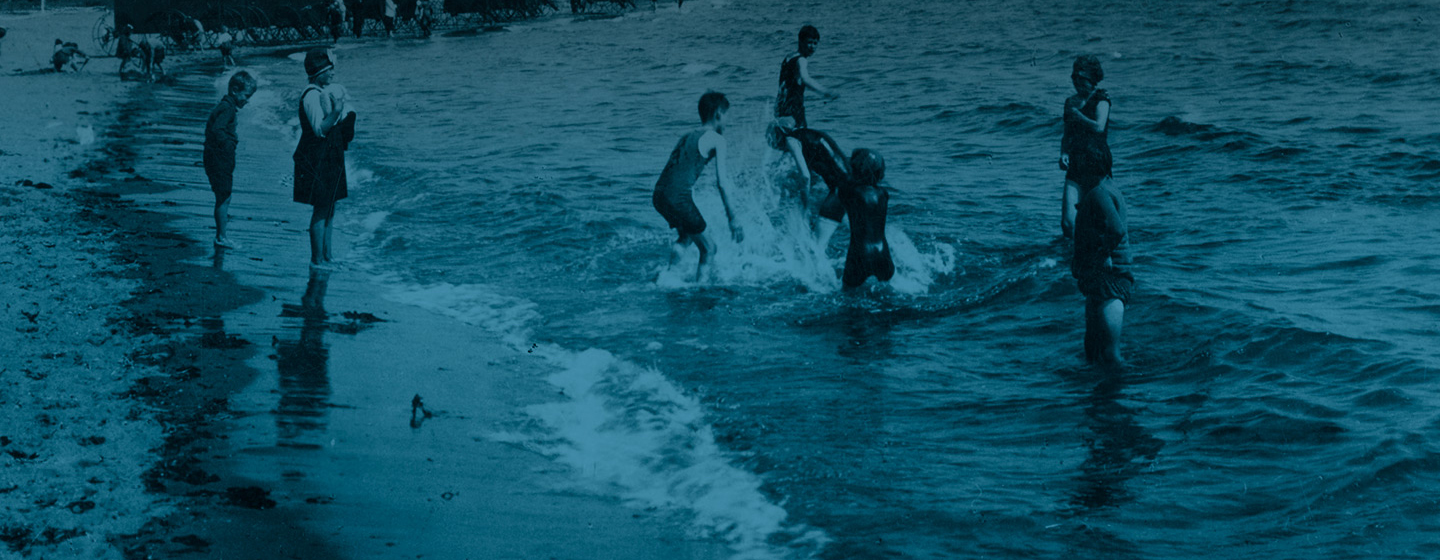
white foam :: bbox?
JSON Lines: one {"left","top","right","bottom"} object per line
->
{"left": 382, "top": 279, "right": 828, "bottom": 557}
{"left": 382, "top": 281, "right": 540, "bottom": 347}
{"left": 506, "top": 346, "right": 829, "bottom": 559}
{"left": 655, "top": 112, "right": 956, "bottom": 294}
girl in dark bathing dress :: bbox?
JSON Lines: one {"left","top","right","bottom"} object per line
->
{"left": 840, "top": 149, "right": 894, "bottom": 289}
{"left": 1059, "top": 54, "right": 1112, "bottom": 238}
{"left": 293, "top": 49, "right": 357, "bottom": 267}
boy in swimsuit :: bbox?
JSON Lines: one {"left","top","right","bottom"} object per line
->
{"left": 653, "top": 92, "right": 741, "bottom": 282}
{"left": 775, "top": 25, "right": 838, "bottom": 131}
{"left": 205, "top": 71, "right": 258, "bottom": 250}
{"left": 1059, "top": 55, "right": 1112, "bottom": 238}
{"left": 767, "top": 118, "right": 849, "bottom": 247}
{"left": 1071, "top": 173, "right": 1132, "bottom": 365}
{"left": 840, "top": 149, "right": 894, "bottom": 289}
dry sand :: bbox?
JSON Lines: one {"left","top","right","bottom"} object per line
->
{"left": 2, "top": 7, "right": 730, "bottom": 560}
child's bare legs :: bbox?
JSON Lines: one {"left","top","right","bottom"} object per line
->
{"left": 815, "top": 217, "right": 840, "bottom": 251}
{"left": 1061, "top": 178, "right": 1079, "bottom": 238}
{"left": 213, "top": 193, "right": 234, "bottom": 247}
{"left": 1084, "top": 297, "right": 1125, "bottom": 365}
{"left": 309, "top": 202, "right": 336, "bottom": 265}
{"left": 673, "top": 231, "right": 717, "bottom": 282}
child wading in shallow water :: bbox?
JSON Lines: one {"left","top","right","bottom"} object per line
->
{"left": 652, "top": 92, "right": 742, "bottom": 282}
{"left": 1058, "top": 55, "right": 1112, "bottom": 238}
{"left": 293, "top": 49, "right": 357, "bottom": 268}
{"left": 204, "top": 71, "right": 258, "bottom": 250}
{"left": 1071, "top": 173, "right": 1133, "bottom": 366}
{"left": 840, "top": 149, "right": 894, "bottom": 289}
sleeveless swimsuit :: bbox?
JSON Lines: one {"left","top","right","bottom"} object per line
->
{"left": 1063, "top": 90, "right": 1112, "bottom": 189}
{"left": 840, "top": 183, "right": 895, "bottom": 287}
{"left": 653, "top": 130, "right": 713, "bottom": 236}
{"left": 776, "top": 53, "right": 806, "bottom": 128}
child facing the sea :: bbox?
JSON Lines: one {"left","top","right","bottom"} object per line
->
{"left": 294, "top": 49, "right": 358, "bottom": 267}
{"left": 204, "top": 71, "right": 258, "bottom": 250}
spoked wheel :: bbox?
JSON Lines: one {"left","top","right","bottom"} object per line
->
{"left": 92, "top": 12, "right": 117, "bottom": 56}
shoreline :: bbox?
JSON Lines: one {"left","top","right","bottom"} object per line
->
{"left": 3, "top": 8, "right": 734, "bottom": 558}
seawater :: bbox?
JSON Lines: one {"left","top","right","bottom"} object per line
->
{"left": 233, "top": 0, "right": 1440, "bottom": 557}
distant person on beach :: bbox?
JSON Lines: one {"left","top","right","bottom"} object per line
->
{"left": 205, "top": 71, "right": 259, "bottom": 250}
{"left": 653, "top": 92, "right": 742, "bottom": 282}
{"left": 328, "top": 0, "right": 348, "bottom": 42}
{"left": 51, "top": 39, "right": 88, "bottom": 73}
{"left": 137, "top": 38, "right": 165, "bottom": 79}
{"left": 413, "top": 0, "right": 433, "bottom": 38}
{"left": 766, "top": 117, "right": 849, "bottom": 247}
{"left": 294, "top": 49, "right": 358, "bottom": 267}
{"left": 1059, "top": 55, "right": 1112, "bottom": 238}
{"left": 217, "top": 27, "right": 237, "bottom": 67}
{"left": 839, "top": 149, "right": 894, "bottom": 289}
{"left": 776, "top": 25, "right": 838, "bottom": 131}
{"left": 116, "top": 26, "right": 141, "bottom": 77}
{"left": 382, "top": 0, "right": 398, "bottom": 37}
{"left": 1071, "top": 172, "right": 1132, "bottom": 365}
{"left": 350, "top": 0, "right": 367, "bottom": 38}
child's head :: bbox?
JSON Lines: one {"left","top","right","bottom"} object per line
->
{"left": 698, "top": 91, "right": 729, "bottom": 126}
{"left": 798, "top": 25, "right": 820, "bottom": 56}
{"left": 304, "top": 48, "right": 334, "bottom": 84}
{"left": 850, "top": 149, "right": 885, "bottom": 186}
{"left": 1071, "top": 55, "right": 1104, "bottom": 93}
{"left": 228, "top": 71, "right": 258, "bottom": 106}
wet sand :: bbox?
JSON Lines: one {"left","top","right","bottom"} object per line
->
{"left": 2, "top": 8, "right": 729, "bottom": 559}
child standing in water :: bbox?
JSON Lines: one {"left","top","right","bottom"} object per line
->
{"left": 293, "top": 49, "right": 358, "bottom": 267}
{"left": 653, "top": 92, "right": 742, "bottom": 282}
{"left": 1071, "top": 172, "right": 1132, "bottom": 365}
{"left": 840, "top": 149, "right": 894, "bottom": 289}
{"left": 775, "top": 25, "right": 838, "bottom": 131}
{"left": 204, "top": 71, "right": 258, "bottom": 250}
{"left": 1059, "top": 55, "right": 1112, "bottom": 238}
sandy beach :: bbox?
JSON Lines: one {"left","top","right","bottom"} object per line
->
{"left": 2, "top": 7, "right": 728, "bottom": 559}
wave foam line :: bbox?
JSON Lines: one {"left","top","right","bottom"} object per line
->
{"left": 382, "top": 282, "right": 828, "bottom": 558}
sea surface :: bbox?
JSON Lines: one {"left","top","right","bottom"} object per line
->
{"left": 213, "top": 0, "right": 1440, "bottom": 557}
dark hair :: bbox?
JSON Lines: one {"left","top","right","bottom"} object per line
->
{"left": 850, "top": 149, "right": 885, "bottom": 186}
{"left": 799, "top": 25, "right": 819, "bottom": 43}
{"left": 698, "top": 91, "right": 729, "bottom": 123}
{"left": 1072, "top": 55, "right": 1104, "bottom": 83}
{"left": 228, "top": 71, "right": 257, "bottom": 93}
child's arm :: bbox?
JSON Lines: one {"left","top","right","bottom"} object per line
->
{"left": 211, "top": 102, "right": 239, "bottom": 155}
{"left": 1066, "top": 92, "right": 1110, "bottom": 133}
{"left": 707, "top": 132, "right": 743, "bottom": 242}
{"left": 797, "top": 57, "right": 837, "bottom": 99}
{"left": 785, "top": 137, "right": 811, "bottom": 184}
{"left": 1097, "top": 187, "right": 1127, "bottom": 254}
{"left": 303, "top": 89, "right": 348, "bottom": 137}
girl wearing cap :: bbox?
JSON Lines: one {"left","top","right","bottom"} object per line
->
{"left": 293, "top": 48, "right": 357, "bottom": 267}
{"left": 1058, "top": 54, "right": 1112, "bottom": 238}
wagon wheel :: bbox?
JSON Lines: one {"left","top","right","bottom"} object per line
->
{"left": 92, "top": 12, "right": 117, "bottom": 56}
